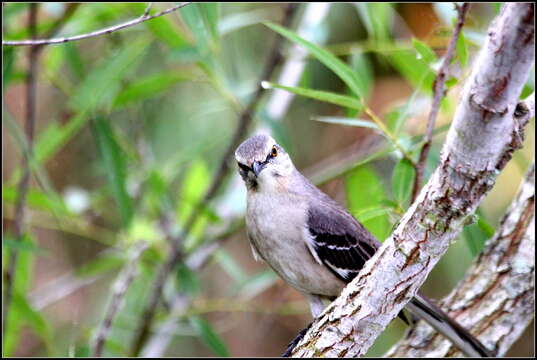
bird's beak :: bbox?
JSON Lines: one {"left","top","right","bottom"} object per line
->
{"left": 252, "top": 161, "right": 265, "bottom": 177}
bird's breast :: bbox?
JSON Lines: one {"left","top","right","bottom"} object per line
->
{"left": 245, "top": 191, "right": 344, "bottom": 296}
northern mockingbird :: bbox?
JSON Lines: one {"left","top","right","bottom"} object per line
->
{"left": 235, "top": 134, "right": 491, "bottom": 357}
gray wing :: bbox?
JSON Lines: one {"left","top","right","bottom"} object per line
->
{"left": 305, "top": 198, "right": 381, "bottom": 283}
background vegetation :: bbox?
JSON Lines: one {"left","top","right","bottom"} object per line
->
{"left": 2, "top": 3, "right": 534, "bottom": 357}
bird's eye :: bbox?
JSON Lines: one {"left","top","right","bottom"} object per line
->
{"left": 271, "top": 146, "right": 278, "bottom": 157}
{"left": 238, "top": 162, "right": 251, "bottom": 172}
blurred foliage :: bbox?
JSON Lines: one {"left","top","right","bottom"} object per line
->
{"left": 2, "top": 2, "right": 534, "bottom": 358}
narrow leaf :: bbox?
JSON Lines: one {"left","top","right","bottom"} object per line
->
{"left": 392, "top": 158, "right": 416, "bottom": 207}
{"left": 412, "top": 38, "right": 437, "bottom": 64}
{"left": 3, "top": 46, "right": 15, "bottom": 89}
{"left": 346, "top": 166, "right": 390, "bottom": 241}
{"left": 144, "top": 14, "right": 189, "bottom": 48}
{"left": 386, "top": 49, "right": 435, "bottom": 94}
{"left": 312, "top": 116, "right": 379, "bottom": 130}
{"left": 262, "top": 82, "right": 363, "bottom": 110}
{"left": 181, "top": 4, "right": 212, "bottom": 55}
{"left": 69, "top": 38, "right": 150, "bottom": 112}
{"left": 199, "top": 3, "right": 219, "bottom": 42}
{"left": 456, "top": 30, "right": 468, "bottom": 66}
{"left": 113, "top": 71, "right": 191, "bottom": 108}
{"left": 264, "top": 22, "right": 365, "bottom": 98}
{"left": 91, "top": 116, "right": 133, "bottom": 228}
{"left": 189, "top": 316, "right": 230, "bottom": 357}
{"left": 176, "top": 263, "right": 201, "bottom": 295}
{"left": 355, "top": 206, "right": 394, "bottom": 222}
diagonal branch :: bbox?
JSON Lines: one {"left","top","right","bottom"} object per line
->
{"left": 411, "top": 3, "right": 470, "bottom": 203}
{"left": 2, "top": 3, "right": 40, "bottom": 345}
{"left": 2, "top": 3, "right": 191, "bottom": 47}
{"left": 128, "top": 4, "right": 299, "bottom": 356}
{"left": 387, "top": 162, "right": 534, "bottom": 357}
{"left": 92, "top": 242, "right": 148, "bottom": 357}
{"left": 289, "top": 3, "right": 534, "bottom": 357}
{"left": 2, "top": 4, "right": 83, "bottom": 343}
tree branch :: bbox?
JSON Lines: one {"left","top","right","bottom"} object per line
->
{"left": 411, "top": 3, "right": 470, "bottom": 203}
{"left": 92, "top": 242, "right": 148, "bottom": 357}
{"left": 2, "top": 3, "right": 190, "bottom": 46}
{"left": 2, "top": 3, "right": 39, "bottom": 344}
{"left": 289, "top": 3, "right": 534, "bottom": 357}
{"left": 2, "top": 4, "right": 82, "bottom": 343}
{"left": 387, "top": 163, "right": 534, "bottom": 357}
{"left": 128, "top": 4, "right": 298, "bottom": 356}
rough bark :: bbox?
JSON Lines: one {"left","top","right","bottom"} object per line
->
{"left": 290, "top": 3, "right": 534, "bottom": 357}
{"left": 387, "top": 164, "right": 534, "bottom": 357}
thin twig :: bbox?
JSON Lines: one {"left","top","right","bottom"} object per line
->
{"left": 128, "top": 4, "right": 299, "bottom": 356}
{"left": 2, "top": 3, "right": 190, "bottom": 46}
{"left": 2, "top": 3, "right": 39, "bottom": 344}
{"left": 92, "top": 242, "right": 148, "bottom": 357}
{"left": 143, "top": 3, "right": 153, "bottom": 17}
{"left": 3, "top": 3, "right": 82, "bottom": 345}
{"left": 182, "top": 2, "right": 299, "bottom": 235}
{"left": 410, "top": 3, "right": 470, "bottom": 203}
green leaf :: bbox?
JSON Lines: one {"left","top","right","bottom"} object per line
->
{"left": 181, "top": 4, "right": 212, "bottom": 55}
{"left": 264, "top": 22, "right": 365, "bottom": 98}
{"left": 13, "top": 291, "right": 51, "bottom": 342}
{"left": 392, "top": 158, "right": 416, "bottom": 207}
{"left": 34, "top": 112, "right": 88, "bottom": 165}
{"left": 3, "top": 2, "right": 28, "bottom": 18}
{"left": 176, "top": 263, "right": 201, "bottom": 295}
{"left": 43, "top": 45, "right": 64, "bottom": 78}
{"left": 189, "top": 316, "right": 230, "bottom": 357}
{"left": 113, "top": 71, "right": 191, "bottom": 108}
{"left": 355, "top": 3, "right": 393, "bottom": 42}
{"left": 3, "top": 186, "right": 68, "bottom": 214}
{"left": 348, "top": 53, "right": 373, "bottom": 101}
{"left": 144, "top": 13, "right": 189, "bottom": 49}
{"left": 463, "top": 213, "right": 491, "bottom": 256}
{"left": 412, "top": 38, "right": 437, "bottom": 64}
{"left": 345, "top": 166, "right": 390, "bottom": 241}
{"left": 178, "top": 160, "right": 210, "bottom": 223}
{"left": 456, "top": 31, "right": 468, "bottom": 66}
{"left": 63, "top": 42, "right": 85, "bottom": 80}
{"left": 218, "top": 7, "right": 277, "bottom": 36}
{"left": 3, "top": 233, "right": 38, "bottom": 356}
{"left": 386, "top": 49, "right": 435, "bottom": 94}
{"left": 355, "top": 206, "right": 395, "bottom": 222}
{"left": 75, "top": 252, "right": 125, "bottom": 277}
{"left": 2, "top": 235, "right": 47, "bottom": 255}
{"left": 312, "top": 116, "right": 379, "bottom": 130}
{"left": 477, "top": 215, "right": 495, "bottom": 238}
{"left": 69, "top": 37, "right": 150, "bottom": 112}
{"left": 199, "top": 3, "right": 219, "bottom": 43}
{"left": 178, "top": 160, "right": 213, "bottom": 250}
{"left": 262, "top": 82, "right": 363, "bottom": 110}
{"left": 74, "top": 345, "right": 91, "bottom": 357}
{"left": 3, "top": 46, "right": 15, "bottom": 89}
{"left": 91, "top": 116, "right": 133, "bottom": 228}
{"left": 445, "top": 77, "right": 458, "bottom": 89}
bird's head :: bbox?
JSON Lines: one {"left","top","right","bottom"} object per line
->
{"left": 235, "top": 134, "right": 295, "bottom": 191}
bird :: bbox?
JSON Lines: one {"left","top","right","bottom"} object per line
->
{"left": 234, "top": 133, "right": 492, "bottom": 357}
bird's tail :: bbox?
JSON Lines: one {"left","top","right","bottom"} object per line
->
{"left": 406, "top": 293, "right": 493, "bottom": 357}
